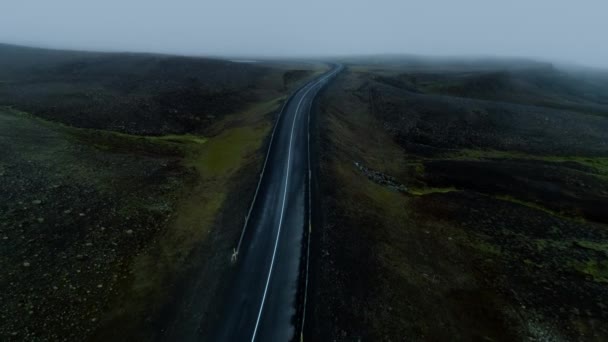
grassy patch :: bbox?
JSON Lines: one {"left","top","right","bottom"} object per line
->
{"left": 493, "top": 194, "right": 586, "bottom": 222}
{"left": 571, "top": 259, "right": 608, "bottom": 283}
{"left": 471, "top": 240, "right": 503, "bottom": 256}
{"left": 533, "top": 238, "right": 570, "bottom": 252}
{"left": 6, "top": 107, "right": 207, "bottom": 157}
{"left": 407, "top": 186, "right": 458, "bottom": 196}
{"left": 191, "top": 126, "right": 265, "bottom": 175}
{"left": 106, "top": 96, "right": 280, "bottom": 332}
{"left": 574, "top": 240, "right": 608, "bottom": 254}
{"left": 443, "top": 148, "right": 608, "bottom": 176}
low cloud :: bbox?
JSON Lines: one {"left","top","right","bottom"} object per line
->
{"left": 1, "top": 0, "right": 606, "bottom": 68}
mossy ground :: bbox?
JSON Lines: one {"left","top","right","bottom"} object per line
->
{"left": 310, "top": 67, "right": 608, "bottom": 341}
{"left": 0, "top": 107, "right": 186, "bottom": 340}
{"left": 441, "top": 148, "right": 608, "bottom": 177}
{"left": 0, "top": 94, "right": 283, "bottom": 340}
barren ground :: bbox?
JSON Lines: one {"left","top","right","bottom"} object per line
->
{"left": 0, "top": 44, "right": 326, "bottom": 341}
{"left": 308, "top": 62, "right": 608, "bottom": 341}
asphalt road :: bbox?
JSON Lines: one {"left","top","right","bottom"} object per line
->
{"left": 211, "top": 65, "right": 342, "bottom": 342}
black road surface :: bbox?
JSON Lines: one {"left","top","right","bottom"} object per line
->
{"left": 210, "top": 65, "right": 342, "bottom": 341}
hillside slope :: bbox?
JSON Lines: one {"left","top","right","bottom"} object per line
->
{"left": 0, "top": 44, "right": 326, "bottom": 341}
{"left": 0, "top": 43, "right": 313, "bottom": 135}
{"left": 309, "top": 61, "right": 608, "bottom": 341}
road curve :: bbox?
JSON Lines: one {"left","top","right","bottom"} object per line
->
{"left": 211, "top": 65, "right": 342, "bottom": 342}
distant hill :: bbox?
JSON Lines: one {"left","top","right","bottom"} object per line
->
{"left": 340, "top": 54, "right": 555, "bottom": 71}
{"left": 0, "top": 43, "right": 286, "bottom": 135}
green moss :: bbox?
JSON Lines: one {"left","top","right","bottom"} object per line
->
{"left": 3, "top": 106, "right": 206, "bottom": 157}
{"left": 154, "top": 134, "right": 207, "bottom": 145}
{"left": 365, "top": 181, "right": 404, "bottom": 215}
{"left": 494, "top": 195, "right": 586, "bottom": 222}
{"left": 534, "top": 238, "right": 608, "bottom": 282}
{"left": 572, "top": 259, "right": 608, "bottom": 283}
{"left": 190, "top": 125, "right": 269, "bottom": 176}
{"left": 408, "top": 186, "right": 458, "bottom": 196}
{"left": 573, "top": 240, "right": 608, "bottom": 254}
{"left": 66, "top": 129, "right": 208, "bottom": 157}
{"left": 472, "top": 240, "right": 502, "bottom": 255}
{"left": 496, "top": 195, "right": 552, "bottom": 214}
{"left": 442, "top": 148, "right": 608, "bottom": 176}
{"left": 333, "top": 160, "right": 406, "bottom": 221}
{"left": 534, "top": 239, "right": 570, "bottom": 252}
{"left": 405, "top": 162, "right": 425, "bottom": 178}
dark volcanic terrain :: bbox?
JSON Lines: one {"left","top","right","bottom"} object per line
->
{"left": 4, "top": 43, "right": 608, "bottom": 341}
{"left": 0, "top": 43, "right": 315, "bottom": 135}
{"left": 0, "top": 44, "right": 324, "bottom": 341}
{"left": 308, "top": 59, "right": 608, "bottom": 341}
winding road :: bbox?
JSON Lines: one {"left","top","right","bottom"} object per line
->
{"left": 211, "top": 65, "right": 342, "bottom": 341}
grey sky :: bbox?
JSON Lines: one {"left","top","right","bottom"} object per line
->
{"left": 1, "top": 0, "right": 606, "bottom": 68}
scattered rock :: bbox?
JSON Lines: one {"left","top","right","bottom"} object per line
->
{"left": 23, "top": 261, "right": 31, "bottom": 267}
{"left": 36, "top": 217, "right": 44, "bottom": 223}
{"left": 354, "top": 161, "right": 408, "bottom": 192}
{"left": 125, "top": 229, "right": 133, "bottom": 235}
{"left": 32, "top": 200, "right": 42, "bottom": 205}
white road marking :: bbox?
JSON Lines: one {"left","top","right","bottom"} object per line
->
{"left": 235, "top": 90, "right": 294, "bottom": 257}
{"left": 251, "top": 69, "right": 337, "bottom": 341}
